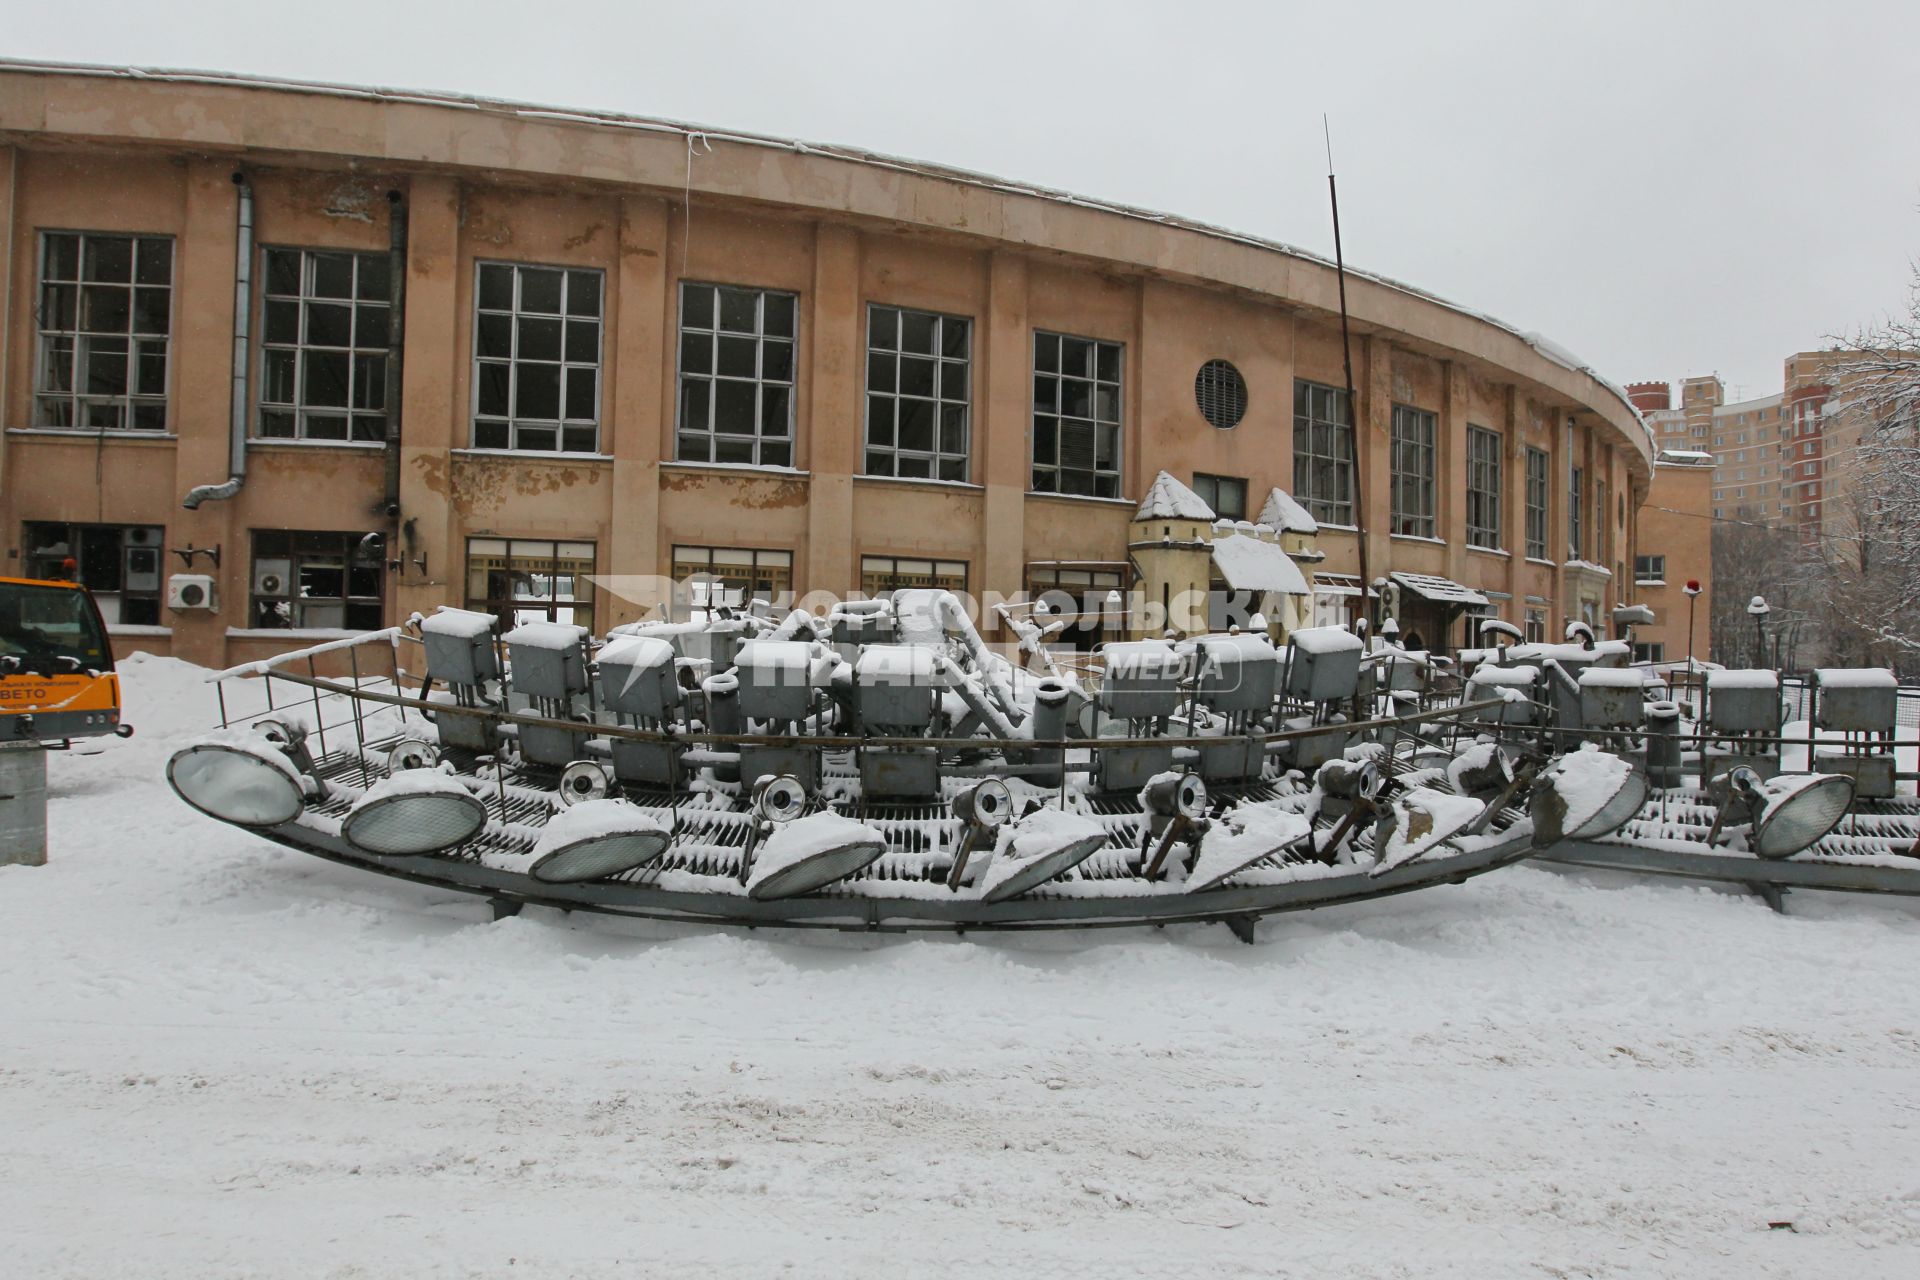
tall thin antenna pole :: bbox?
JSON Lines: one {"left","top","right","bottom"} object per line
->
{"left": 1324, "top": 116, "right": 1372, "bottom": 632}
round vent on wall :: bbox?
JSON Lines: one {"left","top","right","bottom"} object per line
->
{"left": 1195, "top": 360, "right": 1248, "bottom": 429}
{"left": 259, "top": 574, "right": 284, "bottom": 596}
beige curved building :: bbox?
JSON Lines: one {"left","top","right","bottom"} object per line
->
{"left": 0, "top": 61, "right": 1655, "bottom": 669}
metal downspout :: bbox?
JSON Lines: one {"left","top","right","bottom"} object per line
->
{"left": 182, "top": 172, "right": 253, "bottom": 509}
{"left": 381, "top": 188, "right": 407, "bottom": 520}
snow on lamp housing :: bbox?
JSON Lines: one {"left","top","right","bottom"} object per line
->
{"left": 525, "top": 798, "right": 671, "bottom": 883}
{"left": 342, "top": 772, "right": 488, "bottom": 857}
{"left": 1529, "top": 747, "right": 1648, "bottom": 847}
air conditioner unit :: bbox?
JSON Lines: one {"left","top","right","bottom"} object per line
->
{"left": 167, "top": 574, "right": 216, "bottom": 611}
{"left": 253, "top": 558, "right": 291, "bottom": 597}
{"left": 126, "top": 547, "right": 161, "bottom": 593}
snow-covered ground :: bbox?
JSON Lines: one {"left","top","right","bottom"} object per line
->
{"left": 4, "top": 654, "right": 1920, "bottom": 1277}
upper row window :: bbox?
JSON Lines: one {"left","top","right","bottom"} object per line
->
{"left": 865, "top": 304, "right": 971, "bottom": 482}
{"left": 33, "top": 232, "right": 173, "bottom": 432}
{"left": 258, "top": 248, "right": 391, "bottom": 443}
{"left": 1032, "top": 331, "right": 1123, "bottom": 498}
{"left": 471, "top": 262, "right": 603, "bottom": 454}
{"left": 676, "top": 282, "right": 795, "bottom": 468}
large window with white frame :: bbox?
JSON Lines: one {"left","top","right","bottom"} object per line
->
{"left": 34, "top": 232, "right": 173, "bottom": 431}
{"left": 864, "top": 305, "right": 971, "bottom": 482}
{"left": 677, "top": 282, "right": 796, "bottom": 467}
{"left": 1031, "top": 331, "right": 1122, "bottom": 497}
{"left": 257, "top": 248, "right": 391, "bottom": 442}
{"left": 1390, "top": 404, "right": 1437, "bottom": 538}
{"left": 1466, "top": 425, "right": 1502, "bottom": 550}
{"left": 1524, "top": 447, "right": 1550, "bottom": 559}
{"left": 471, "top": 262, "right": 603, "bottom": 453}
{"left": 1292, "top": 380, "right": 1354, "bottom": 525}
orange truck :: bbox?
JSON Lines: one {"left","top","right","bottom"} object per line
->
{"left": 0, "top": 575, "right": 129, "bottom": 745}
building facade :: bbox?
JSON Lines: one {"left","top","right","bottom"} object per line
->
{"left": 0, "top": 63, "right": 1656, "bottom": 669}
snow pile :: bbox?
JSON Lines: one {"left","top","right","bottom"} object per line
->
{"left": 1133, "top": 469, "right": 1214, "bottom": 521}
{"left": 347, "top": 767, "right": 476, "bottom": 813}
{"left": 1255, "top": 486, "right": 1317, "bottom": 534}
{"left": 1186, "top": 802, "right": 1311, "bottom": 891}
{"left": 1376, "top": 786, "right": 1483, "bottom": 874}
{"left": 419, "top": 606, "right": 497, "bottom": 640}
{"left": 1538, "top": 746, "right": 1636, "bottom": 838}
{"left": 980, "top": 807, "right": 1105, "bottom": 899}
{"left": 12, "top": 656, "right": 1920, "bottom": 1276}
{"left": 501, "top": 619, "right": 588, "bottom": 652}
{"left": 1709, "top": 668, "right": 1779, "bottom": 691}
{"left": 1288, "top": 624, "right": 1363, "bottom": 655}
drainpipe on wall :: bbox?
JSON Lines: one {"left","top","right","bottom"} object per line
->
{"left": 182, "top": 172, "right": 254, "bottom": 509}
{"left": 380, "top": 188, "right": 407, "bottom": 523}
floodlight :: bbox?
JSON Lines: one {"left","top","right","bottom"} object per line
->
{"left": 386, "top": 738, "right": 440, "bottom": 775}
{"left": 1186, "top": 804, "right": 1313, "bottom": 893}
{"left": 1143, "top": 772, "right": 1208, "bottom": 821}
{"left": 557, "top": 760, "right": 611, "bottom": 807}
{"left": 1735, "top": 769, "right": 1855, "bottom": 860}
{"left": 527, "top": 799, "right": 671, "bottom": 883}
{"left": 745, "top": 810, "right": 887, "bottom": 900}
{"left": 166, "top": 733, "right": 307, "bottom": 827}
{"left": 342, "top": 773, "right": 487, "bottom": 856}
{"left": 980, "top": 808, "right": 1108, "bottom": 902}
{"left": 952, "top": 778, "right": 1014, "bottom": 830}
{"left": 1530, "top": 749, "right": 1649, "bottom": 846}
{"left": 752, "top": 774, "right": 808, "bottom": 825}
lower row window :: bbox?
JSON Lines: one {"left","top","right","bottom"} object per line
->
{"left": 250, "top": 530, "right": 385, "bottom": 631}
{"left": 466, "top": 537, "right": 597, "bottom": 631}
{"left": 860, "top": 555, "right": 967, "bottom": 596}
{"left": 671, "top": 545, "right": 793, "bottom": 620}
{"left": 21, "top": 521, "right": 164, "bottom": 626}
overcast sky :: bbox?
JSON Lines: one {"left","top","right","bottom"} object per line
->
{"left": 9, "top": 0, "right": 1916, "bottom": 402}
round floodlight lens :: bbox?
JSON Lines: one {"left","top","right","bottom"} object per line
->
{"left": 343, "top": 790, "right": 487, "bottom": 856}
{"left": 955, "top": 778, "right": 1014, "bottom": 829}
{"left": 532, "top": 830, "right": 672, "bottom": 883}
{"left": 1753, "top": 775, "right": 1854, "bottom": 859}
{"left": 167, "top": 743, "right": 306, "bottom": 827}
{"left": 1177, "top": 775, "right": 1208, "bottom": 821}
{"left": 754, "top": 774, "right": 807, "bottom": 824}
{"left": 386, "top": 738, "right": 440, "bottom": 776}
{"left": 558, "top": 760, "right": 610, "bottom": 807}
{"left": 1567, "top": 768, "right": 1650, "bottom": 841}
{"left": 981, "top": 833, "right": 1107, "bottom": 903}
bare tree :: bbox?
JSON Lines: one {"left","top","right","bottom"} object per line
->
{"left": 1798, "top": 262, "right": 1920, "bottom": 673}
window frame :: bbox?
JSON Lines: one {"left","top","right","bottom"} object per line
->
{"left": 670, "top": 544, "right": 794, "bottom": 619}
{"left": 33, "top": 230, "right": 175, "bottom": 432}
{"left": 20, "top": 521, "right": 165, "bottom": 627}
{"left": 1030, "top": 330, "right": 1124, "bottom": 498}
{"left": 1292, "top": 380, "right": 1354, "bottom": 526}
{"left": 1568, "top": 464, "right": 1585, "bottom": 561}
{"left": 256, "top": 246, "right": 392, "bottom": 444}
{"left": 859, "top": 555, "right": 968, "bottom": 597}
{"left": 465, "top": 536, "right": 597, "bottom": 631}
{"left": 469, "top": 260, "right": 605, "bottom": 455}
{"left": 249, "top": 529, "right": 387, "bottom": 632}
{"left": 1524, "top": 447, "right": 1550, "bottom": 559}
{"left": 675, "top": 281, "right": 798, "bottom": 468}
{"left": 1635, "top": 554, "right": 1666, "bottom": 583}
{"left": 1192, "top": 473, "right": 1248, "bottom": 521}
{"left": 1465, "top": 425, "right": 1503, "bottom": 550}
{"left": 865, "top": 304, "right": 973, "bottom": 482}
{"left": 1389, "top": 403, "right": 1438, "bottom": 539}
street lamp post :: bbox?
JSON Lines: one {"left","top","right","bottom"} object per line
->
{"left": 1683, "top": 579, "right": 1702, "bottom": 716}
{"left": 1748, "top": 595, "right": 1772, "bottom": 670}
